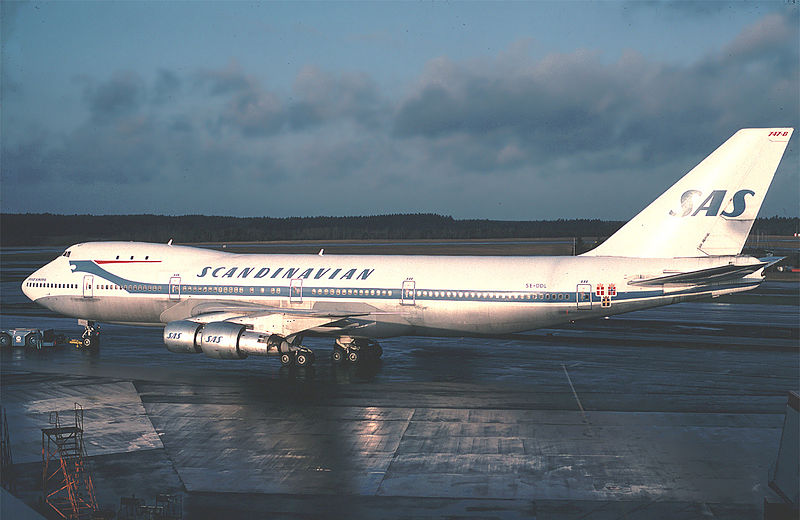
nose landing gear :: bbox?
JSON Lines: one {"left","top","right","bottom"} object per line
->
{"left": 79, "top": 320, "right": 100, "bottom": 349}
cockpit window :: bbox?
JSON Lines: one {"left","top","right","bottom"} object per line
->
{"left": 62, "top": 250, "right": 71, "bottom": 258}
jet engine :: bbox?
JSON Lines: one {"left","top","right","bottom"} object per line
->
{"left": 198, "top": 321, "right": 247, "bottom": 359}
{"left": 163, "top": 320, "right": 203, "bottom": 354}
{"left": 163, "top": 320, "right": 297, "bottom": 361}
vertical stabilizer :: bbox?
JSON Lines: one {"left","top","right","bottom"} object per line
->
{"left": 584, "top": 128, "right": 793, "bottom": 258}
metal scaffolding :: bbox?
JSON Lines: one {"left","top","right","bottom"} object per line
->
{"left": 41, "top": 403, "right": 98, "bottom": 520}
{"left": 1, "top": 405, "right": 15, "bottom": 492}
{"left": 118, "top": 493, "right": 183, "bottom": 520}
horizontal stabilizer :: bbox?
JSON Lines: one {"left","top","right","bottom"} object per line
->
{"left": 627, "top": 259, "right": 776, "bottom": 287}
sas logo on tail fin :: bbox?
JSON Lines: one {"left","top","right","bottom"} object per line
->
{"left": 668, "top": 189, "right": 754, "bottom": 218}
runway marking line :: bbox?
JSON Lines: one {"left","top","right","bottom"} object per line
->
{"left": 561, "top": 363, "right": 589, "bottom": 424}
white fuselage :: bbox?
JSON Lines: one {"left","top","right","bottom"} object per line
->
{"left": 22, "top": 241, "right": 764, "bottom": 338}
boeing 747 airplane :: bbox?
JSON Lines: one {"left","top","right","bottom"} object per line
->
{"left": 20, "top": 128, "right": 794, "bottom": 367}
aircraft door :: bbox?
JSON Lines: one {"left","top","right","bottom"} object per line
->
{"left": 576, "top": 283, "right": 592, "bottom": 310}
{"left": 290, "top": 278, "right": 303, "bottom": 303}
{"left": 401, "top": 280, "right": 416, "bottom": 305}
{"left": 82, "top": 275, "right": 94, "bottom": 298}
{"left": 169, "top": 277, "right": 181, "bottom": 300}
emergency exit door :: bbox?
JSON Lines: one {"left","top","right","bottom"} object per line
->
{"left": 169, "top": 277, "right": 181, "bottom": 300}
{"left": 290, "top": 278, "right": 303, "bottom": 303}
{"left": 401, "top": 280, "right": 416, "bottom": 305}
{"left": 576, "top": 283, "right": 592, "bottom": 310}
{"left": 82, "top": 275, "right": 94, "bottom": 298}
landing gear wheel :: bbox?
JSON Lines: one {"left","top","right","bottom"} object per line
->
{"left": 0, "top": 333, "right": 11, "bottom": 348}
{"left": 295, "top": 352, "right": 310, "bottom": 367}
{"left": 280, "top": 353, "right": 293, "bottom": 367}
{"left": 347, "top": 350, "right": 359, "bottom": 364}
{"left": 79, "top": 320, "right": 100, "bottom": 349}
{"left": 331, "top": 348, "right": 344, "bottom": 364}
{"left": 26, "top": 334, "right": 41, "bottom": 349}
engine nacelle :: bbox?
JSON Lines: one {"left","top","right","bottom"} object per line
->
{"left": 164, "top": 320, "right": 203, "bottom": 354}
{"left": 237, "top": 331, "right": 282, "bottom": 357}
{"left": 200, "top": 321, "right": 247, "bottom": 360}
{"left": 164, "top": 321, "right": 287, "bottom": 360}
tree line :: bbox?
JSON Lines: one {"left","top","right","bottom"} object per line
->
{"left": 1, "top": 213, "right": 797, "bottom": 247}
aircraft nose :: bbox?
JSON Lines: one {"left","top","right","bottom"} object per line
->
{"left": 21, "top": 275, "right": 33, "bottom": 301}
{"left": 21, "top": 265, "right": 45, "bottom": 302}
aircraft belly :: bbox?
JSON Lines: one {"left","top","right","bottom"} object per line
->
{"left": 486, "top": 304, "right": 567, "bottom": 333}
{"left": 407, "top": 301, "right": 492, "bottom": 335}
{"left": 37, "top": 295, "right": 167, "bottom": 325}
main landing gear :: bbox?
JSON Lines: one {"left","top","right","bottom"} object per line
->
{"left": 79, "top": 320, "right": 100, "bottom": 349}
{"left": 277, "top": 336, "right": 315, "bottom": 368}
{"left": 332, "top": 336, "right": 383, "bottom": 365}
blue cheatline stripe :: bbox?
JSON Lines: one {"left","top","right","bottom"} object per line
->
{"left": 68, "top": 260, "right": 758, "bottom": 305}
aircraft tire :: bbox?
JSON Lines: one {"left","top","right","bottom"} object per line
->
{"left": 347, "top": 350, "right": 359, "bottom": 364}
{"left": 331, "top": 349, "right": 344, "bottom": 364}
{"left": 26, "top": 334, "right": 41, "bottom": 349}
{"left": 295, "top": 352, "right": 311, "bottom": 367}
{"left": 0, "top": 333, "right": 10, "bottom": 348}
{"left": 280, "top": 353, "right": 293, "bottom": 367}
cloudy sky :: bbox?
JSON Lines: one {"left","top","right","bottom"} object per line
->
{"left": 2, "top": 1, "right": 798, "bottom": 220}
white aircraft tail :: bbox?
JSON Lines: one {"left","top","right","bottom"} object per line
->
{"left": 584, "top": 128, "right": 793, "bottom": 258}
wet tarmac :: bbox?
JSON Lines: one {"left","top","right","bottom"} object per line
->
{"left": 1, "top": 246, "right": 798, "bottom": 519}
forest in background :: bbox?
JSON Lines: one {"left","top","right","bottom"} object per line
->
{"left": 1, "top": 213, "right": 797, "bottom": 247}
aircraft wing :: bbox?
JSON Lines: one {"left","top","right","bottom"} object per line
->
{"left": 627, "top": 257, "right": 781, "bottom": 287}
{"left": 160, "top": 299, "right": 391, "bottom": 338}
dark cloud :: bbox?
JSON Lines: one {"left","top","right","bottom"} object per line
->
{"left": 393, "top": 11, "right": 798, "bottom": 178}
{"left": 2, "top": 12, "right": 797, "bottom": 218}
{"left": 221, "top": 87, "right": 285, "bottom": 138}
{"left": 1, "top": 132, "right": 51, "bottom": 185}
{"left": 722, "top": 11, "right": 799, "bottom": 70}
{"left": 197, "top": 61, "right": 253, "bottom": 96}
{"left": 290, "top": 66, "right": 383, "bottom": 129}
{"left": 83, "top": 71, "right": 146, "bottom": 124}
{"left": 47, "top": 117, "right": 162, "bottom": 184}
{"left": 194, "top": 63, "right": 385, "bottom": 138}
{"left": 152, "top": 68, "right": 181, "bottom": 104}
{"left": 197, "top": 62, "right": 285, "bottom": 137}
